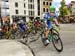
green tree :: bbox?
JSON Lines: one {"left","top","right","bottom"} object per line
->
{"left": 59, "top": 0, "right": 70, "bottom": 17}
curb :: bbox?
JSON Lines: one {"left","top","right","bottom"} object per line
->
{"left": 19, "top": 41, "right": 35, "bottom": 56}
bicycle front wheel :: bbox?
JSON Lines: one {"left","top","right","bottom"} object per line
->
{"left": 52, "top": 33, "right": 63, "bottom": 52}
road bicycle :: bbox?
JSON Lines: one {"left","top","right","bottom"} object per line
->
{"left": 40, "top": 25, "right": 63, "bottom": 52}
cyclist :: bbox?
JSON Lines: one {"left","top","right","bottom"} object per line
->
{"left": 17, "top": 18, "right": 27, "bottom": 32}
{"left": 43, "top": 5, "right": 59, "bottom": 46}
{"left": 34, "top": 17, "right": 41, "bottom": 28}
{"left": 33, "top": 17, "right": 41, "bottom": 33}
{"left": 10, "top": 22, "right": 17, "bottom": 31}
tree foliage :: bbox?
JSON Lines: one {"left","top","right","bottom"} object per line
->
{"left": 59, "top": 0, "right": 70, "bottom": 17}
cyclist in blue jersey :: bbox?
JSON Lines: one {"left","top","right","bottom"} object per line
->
{"left": 43, "top": 5, "right": 59, "bottom": 46}
{"left": 18, "top": 18, "right": 27, "bottom": 32}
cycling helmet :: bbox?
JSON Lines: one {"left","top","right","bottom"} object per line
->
{"left": 49, "top": 5, "right": 55, "bottom": 12}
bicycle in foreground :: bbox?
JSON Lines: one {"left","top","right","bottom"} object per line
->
{"left": 40, "top": 25, "right": 63, "bottom": 52}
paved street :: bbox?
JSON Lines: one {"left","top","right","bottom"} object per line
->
{"left": 0, "top": 24, "right": 75, "bottom": 56}
{"left": 29, "top": 24, "right": 75, "bottom": 56}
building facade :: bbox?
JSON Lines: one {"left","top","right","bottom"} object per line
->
{"left": 40, "top": 0, "right": 52, "bottom": 19}
{"left": 9, "top": 0, "right": 28, "bottom": 23}
{"left": 1, "top": 0, "right": 9, "bottom": 17}
{"left": 0, "top": 0, "right": 52, "bottom": 23}
{"left": 0, "top": 0, "right": 9, "bottom": 24}
{"left": 0, "top": 0, "right": 1, "bottom": 17}
{"left": 9, "top": 0, "right": 41, "bottom": 23}
{"left": 42, "top": 0, "right": 52, "bottom": 13}
{"left": 71, "top": 1, "right": 75, "bottom": 15}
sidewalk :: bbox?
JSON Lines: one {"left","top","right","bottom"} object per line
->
{"left": 0, "top": 40, "right": 33, "bottom": 56}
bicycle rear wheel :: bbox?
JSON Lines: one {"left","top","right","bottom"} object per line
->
{"left": 23, "top": 34, "right": 29, "bottom": 44}
{"left": 52, "top": 33, "right": 63, "bottom": 52}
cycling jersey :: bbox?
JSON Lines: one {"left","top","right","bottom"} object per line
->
{"left": 34, "top": 21, "right": 41, "bottom": 27}
{"left": 43, "top": 12, "right": 57, "bottom": 29}
{"left": 18, "top": 20, "right": 26, "bottom": 32}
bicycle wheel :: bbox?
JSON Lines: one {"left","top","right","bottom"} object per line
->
{"left": 10, "top": 33, "right": 15, "bottom": 39}
{"left": 26, "top": 27, "right": 40, "bottom": 43}
{"left": 20, "top": 30, "right": 29, "bottom": 44}
{"left": 52, "top": 33, "right": 63, "bottom": 52}
{"left": 29, "top": 31, "right": 40, "bottom": 43}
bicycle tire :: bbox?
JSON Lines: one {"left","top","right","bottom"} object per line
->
{"left": 10, "top": 34, "right": 15, "bottom": 39}
{"left": 29, "top": 32, "right": 40, "bottom": 43}
{"left": 26, "top": 32, "right": 40, "bottom": 44}
{"left": 23, "top": 35, "right": 29, "bottom": 44}
{"left": 52, "top": 33, "right": 63, "bottom": 52}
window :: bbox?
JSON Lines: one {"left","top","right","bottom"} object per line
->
{"left": 43, "top": 2, "right": 45, "bottom": 5}
{"left": 28, "top": 4, "right": 34, "bottom": 9}
{"left": 28, "top": 0, "right": 34, "bottom": 2}
{"left": 24, "top": 10, "right": 26, "bottom": 14}
{"left": 15, "top": 10, "right": 19, "bottom": 14}
{"left": 31, "top": 0, "right": 34, "bottom": 2}
{"left": 31, "top": 11, "right": 33, "bottom": 16}
{"left": 46, "top": 8, "right": 48, "bottom": 12}
{"left": 38, "top": 0, "right": 40, "bottom": 3}
{"left": 38, "top": 11, "right": 40, "bottom": 15}
{"left": 37, "top": 0, "right": 40, "bottom": 16}
{"left": 46, "top": 2, "right": 48, "bottom": 5}
{"left": 15, "top": 2, "right": 18, "bottom": 7}
{"left": 28, "top": 4, "right": 30, "bottom": 9}
{"left": 29, "top": 11, "right": 34, "bottom": 16}
{"left": 5, "top": 1, "right": 8, "bottom": 2}
{"left": 32, "top": 11, "right": 34, "bottom": 15}
{"left": 24, "top": 3, "right": 26, "bottom": 8}
{"left": 29, "top": 11, "right": 31, "bottom": 15}
{"left": 43, "top": 8, "right": 45, "bottom": 12}
{"left": 32, "top": 5, "right": 34, "bottom": 9}
{"left": 38, "top": 6, "right": 40, "bottom": 10}
{"left": 31, "top": 4, "right": 33, "bottom": 9}
{"left": 49, "top": 2, "right": 51, "bottom": 6}
{"left": 29, "top": 0, "right": 31, "bottom": 2}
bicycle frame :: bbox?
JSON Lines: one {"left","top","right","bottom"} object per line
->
{"left": 48, "top": 31, "right": 53, "bottom": 42}
{"left": 48, "top": 26, "right": 59, "bottom": 42}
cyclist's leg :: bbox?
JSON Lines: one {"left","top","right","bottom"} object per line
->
{"left": 43, "top": 23, "right": 52, "bottom": 46}
{"left": 44, "top": 21, "right": 52, "bottom": 38}
{"left": 44, "top": 27, "right": 49, "bottom": 38}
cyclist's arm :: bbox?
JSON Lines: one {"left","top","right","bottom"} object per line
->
{"left": 52, "top": 14, "right": 59, "bottom": 26}
{"left": 53, "top": 18, "right": 59, "bottom": 26}
{"left": 43, "top": 19, "right": 48, "bottom": 27}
